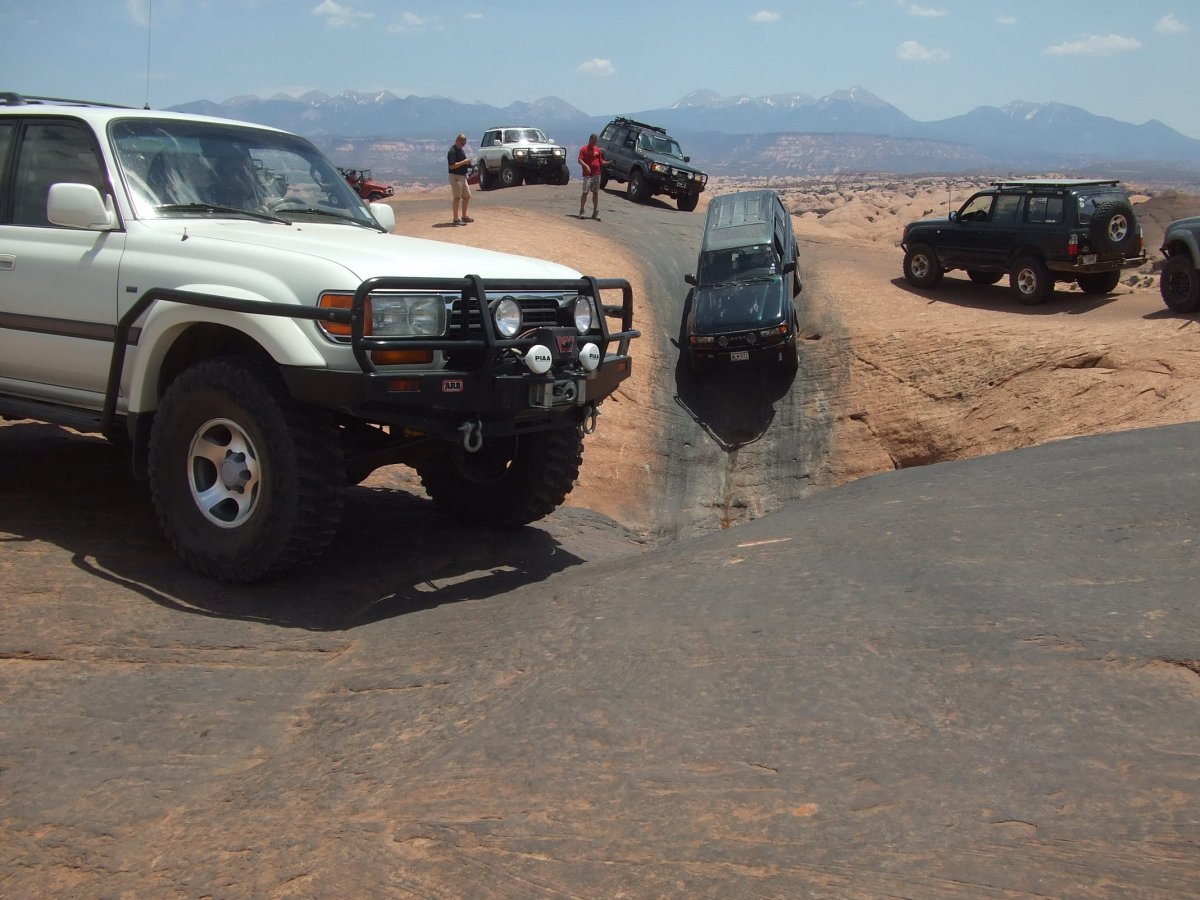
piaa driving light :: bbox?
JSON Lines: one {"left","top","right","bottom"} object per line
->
{"left": 573, "top": 296, "right": 594, "bottom": 333}
{"left": 494, "top": 296, "right": 522, "bottom": 337}
{"left": 370, "top": 294, "right": 446, "bottom": 337}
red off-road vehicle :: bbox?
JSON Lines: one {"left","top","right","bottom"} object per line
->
{"left": 338, "top": 167, "right": 394, "bottom": 201}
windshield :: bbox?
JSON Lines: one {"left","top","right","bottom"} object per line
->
{"left": 698, "top": 244, "right": 779, "bottom": 285}
{"left": 636, "top": 132, "right": 684, "bottom": 159}
{"left": 110, "top": 118, "right": 376, "bottom": 226}
{"left": 505, "top": 129, "right": 548, "bottom": 143}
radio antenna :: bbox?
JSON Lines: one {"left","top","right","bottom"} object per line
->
{"left": 143, "top": 0, "right": 153, "bottom": 109}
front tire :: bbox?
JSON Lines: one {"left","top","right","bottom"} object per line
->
{"left": 677, "top": 192, "right": 699, "bottom": 212}
{"left": 1160, "top": 254, "right": 1200, "bottom": 313}
{"left": 1010, "top": 256, "right": 1053, "bottom": 305}
{"left": 628, "top": 170, "right": 649, "bottom": 204}
{"left": 1077, "top": 270, "right": 1121, "bottom": 295}
{"left": 478, "top": 164, "right": 497, "bottom": 191}
{"left": 147, "top": 358, "right": 344, "bottom": 582}
{"left": 499, "top": 162, "right": 522, "bottom": 188}
{"left": 558, "top": 164, "right": 571, "bottom": 185}
{"left": 418, "top": 427, "right": 583, "bottom": 527}
{"left": 903, "top": 244, "right": 943, "bottom": 288}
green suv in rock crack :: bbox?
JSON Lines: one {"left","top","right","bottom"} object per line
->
{"left": 597, "top": 117, "right": 707, "bottom": 212}
{"left": 901, "top": 179, "right": 1145, "bottom": 305}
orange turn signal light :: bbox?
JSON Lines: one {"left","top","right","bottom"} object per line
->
{"left": 372, "top": 350, "right": 433, "bottom": 366}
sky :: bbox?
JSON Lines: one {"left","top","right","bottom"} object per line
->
{"left": 3, "top": 0, "right": 1198, "bottom": 140}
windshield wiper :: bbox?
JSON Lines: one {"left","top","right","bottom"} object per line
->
{"left": 156, "top": 203, "right": 289, "bottom": 225}
{"left": 273, "top": 207, "right": 378, "bottom": 229}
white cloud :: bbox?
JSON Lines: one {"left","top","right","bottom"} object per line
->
{"left": 750, "top": 10, "right": 781, "bottom": 23}
{"left": 1154, "top": 13, "right": 1188, "bottom": 34}
{"left": 907, "top": 4, "right": 947, "bottom": 17}
{"left": 464, "top": 12, "right": 484, "bottom": 19}
{"left": 313, "top": 0, "right": 373, "bottom": 28}
{"left": 1045, "top": 34, "right": 1142, "bottom": 56}
{"left": 126, "top": 0, "right": 150, "bottom": 28}
{"left": 996, "top": 15, "right": 1016, "bottom": 25}
{"left": 896, "top": 40, "right": 950, "bottom": 61}
{"left": 387, "top": 12, "right": 442, "bottom": 34}
{"left": 576, "top": 58, "right": 616, "bottom": 77}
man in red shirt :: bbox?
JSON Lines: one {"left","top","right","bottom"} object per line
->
{"left": 577, "top": 133, "right": 607, "bottom": 221}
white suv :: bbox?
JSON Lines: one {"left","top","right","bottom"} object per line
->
{"left": 0, "top": 95, "right": 638, "bottom": 581}
{"left": 475, "top": 126, "right": 570, "bottom": 189}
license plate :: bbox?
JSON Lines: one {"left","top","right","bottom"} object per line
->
{"left": 1081, "top": 254, "right": 1097, "bottom": 265}
{"left": 730, "top": 350, "right": 750, "bottom": 362}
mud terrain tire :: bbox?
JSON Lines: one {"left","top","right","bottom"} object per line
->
{"left": 1160, "top": 254, "right": 1200, "bottom": 313}
{"left": 628, "top": 170, "right": 649, "bottom": 204}
{"left": 418, "top": 427, "right": 583, "bottom": 527}
{"left": 147, "top": 357, "right": 345, "bottom": 582}
{"left": 677, "top": 193, "right": 699, "bottom": 212}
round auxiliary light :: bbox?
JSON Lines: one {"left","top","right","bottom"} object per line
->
{"left": 573, "top": 296, "right": 594, "bottom": 334}
{"left": 578, "top": 342, "right": 601, "bottom": 372}
{"left": 494, "top": 296, "right": 521, "bottom": 338}
{"left": 524, "top": 344, "right": 553, "bottom": 375}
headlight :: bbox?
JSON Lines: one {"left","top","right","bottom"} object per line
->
{"left": 553, "top": 148, "right": 565, "bottom": 158}
{"left": 573, "top": 295, "right": 594, "bottom": 334}
{"left": 513, "top": 148, "right": 528, "bottom": 159}
{"left": 369, "top": 294, "right": 446, "bottom": 337}
{"left": 494, "top": 296, "right": 522, "bottom": 337}
{"left": 650, "top": 162, "right": 668, "bottom": 173}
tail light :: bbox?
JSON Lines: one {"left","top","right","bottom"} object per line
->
{"left": 1068, "top": 234, "right": 1079, "bottom": 257}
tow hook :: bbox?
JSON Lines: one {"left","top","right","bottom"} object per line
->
{"left": 582, "top": 404, "right": 599, "bottom": 435}
{"left": 458, "top": 419, "right": 483, "bottom": 453}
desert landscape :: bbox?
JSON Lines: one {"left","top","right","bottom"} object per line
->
{"left": 382, "top": 176, "right": 1200, "bottom": 538}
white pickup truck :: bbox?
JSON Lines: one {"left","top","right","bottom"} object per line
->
{"left": 0, "top": 95, "right": 638, "bottom": 581}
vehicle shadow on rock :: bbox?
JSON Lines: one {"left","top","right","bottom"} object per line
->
{"left": 601, "top": 186, "right": 676, "bottom": 212}
{"left": 890, "top": 276, "right": 1121, "bottom": 315}
{"left": 670, "top": 291, "right": 795, "bottom": 452}
{"left": 0, "top": 423, "right": 593, "bottom": 631}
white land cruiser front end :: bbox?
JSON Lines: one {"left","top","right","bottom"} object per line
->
{"left": 0, "top": 97, "right": 638, "bottom": 582}
{"left": 475, "top": 126, "right": 570, "bottom": 189}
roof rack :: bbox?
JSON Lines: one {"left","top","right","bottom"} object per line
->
{"left": 989, "top": 178, "right": 1119, "bottom": 189}
{"left": 611, "top": 116, "right": 666, "bottom": 135}
{"left": 1, "top": 92, "right": 134, "bottom": 109}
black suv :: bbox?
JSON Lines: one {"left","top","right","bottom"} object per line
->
{"left": 901, "top": 179, "right": 1145, "bottom": 305}
{"left": 597, "top": 117, "right": 707, "bottom": 212}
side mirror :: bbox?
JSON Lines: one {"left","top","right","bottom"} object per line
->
{"left": 47, "top": 183, "right": 117, "bottom": 230}
{"left": 684, "top": 273, "right": 697, "bottom": 286}
{"left": 683, "top": 156, "right": 691, "bottom": 163}
{"left": 369, "top": 201, "right": 395, "bottom": 232}
{"left": 782, "top": 261, "right": 796, "bottom": 275}
{"left": 948, "top": 211, "right": 959, "bottom": 223}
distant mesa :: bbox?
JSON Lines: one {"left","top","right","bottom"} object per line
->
{"left": 168, "top": 87, "right": 1200, "bottom": 180}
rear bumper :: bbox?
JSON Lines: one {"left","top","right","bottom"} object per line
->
{"left": 1047, "top": 251, "right": 1146, "bottom": 274}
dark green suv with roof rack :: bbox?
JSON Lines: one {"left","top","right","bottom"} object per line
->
{"left": 901, "top": 179, "right": 1145, "bottom": 305}
{"left": 597, "top": 117, "right": 707, "bottom": 212}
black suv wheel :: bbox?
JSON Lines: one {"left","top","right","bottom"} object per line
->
{"left": 1076, "top": 271, "right": 1121, "bottom": 295}
{"left": 628, "top": 169, "right": 649, "bottom": 204}
{"left": 1160, "top": 254, "right": 1200, "bottom": 313}
{"left": 1010, "top": 256, "right": 1053, "bottom": 305}
{"left": 903, "top": 244, "right": 943, "bottom": 288}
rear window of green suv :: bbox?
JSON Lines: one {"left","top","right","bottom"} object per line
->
{"left": 1076, "top": 191, "right": 1126, "bottom": 224}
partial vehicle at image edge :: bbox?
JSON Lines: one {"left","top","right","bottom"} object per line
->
{"left": 900, "top": 179, "right": 1145, "bottom": 306}
{"left": 0, "top": 94, "right": 639, "bottom": 582}
{"left": 1159, "top": 215, "right": 1200, "bottom": 314}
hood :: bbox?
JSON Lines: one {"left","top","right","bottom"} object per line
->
{"left": 905, "top": 215, "right": 952, "bottom": 231}
{"left": 692, "top": 279, "right": 787, "bottom": 335}
{"left": 137, "top": 218, "right": 580, "bottom": 282}
{"left": 1167, "top": 215, "right": 1200, "bottom": 234}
